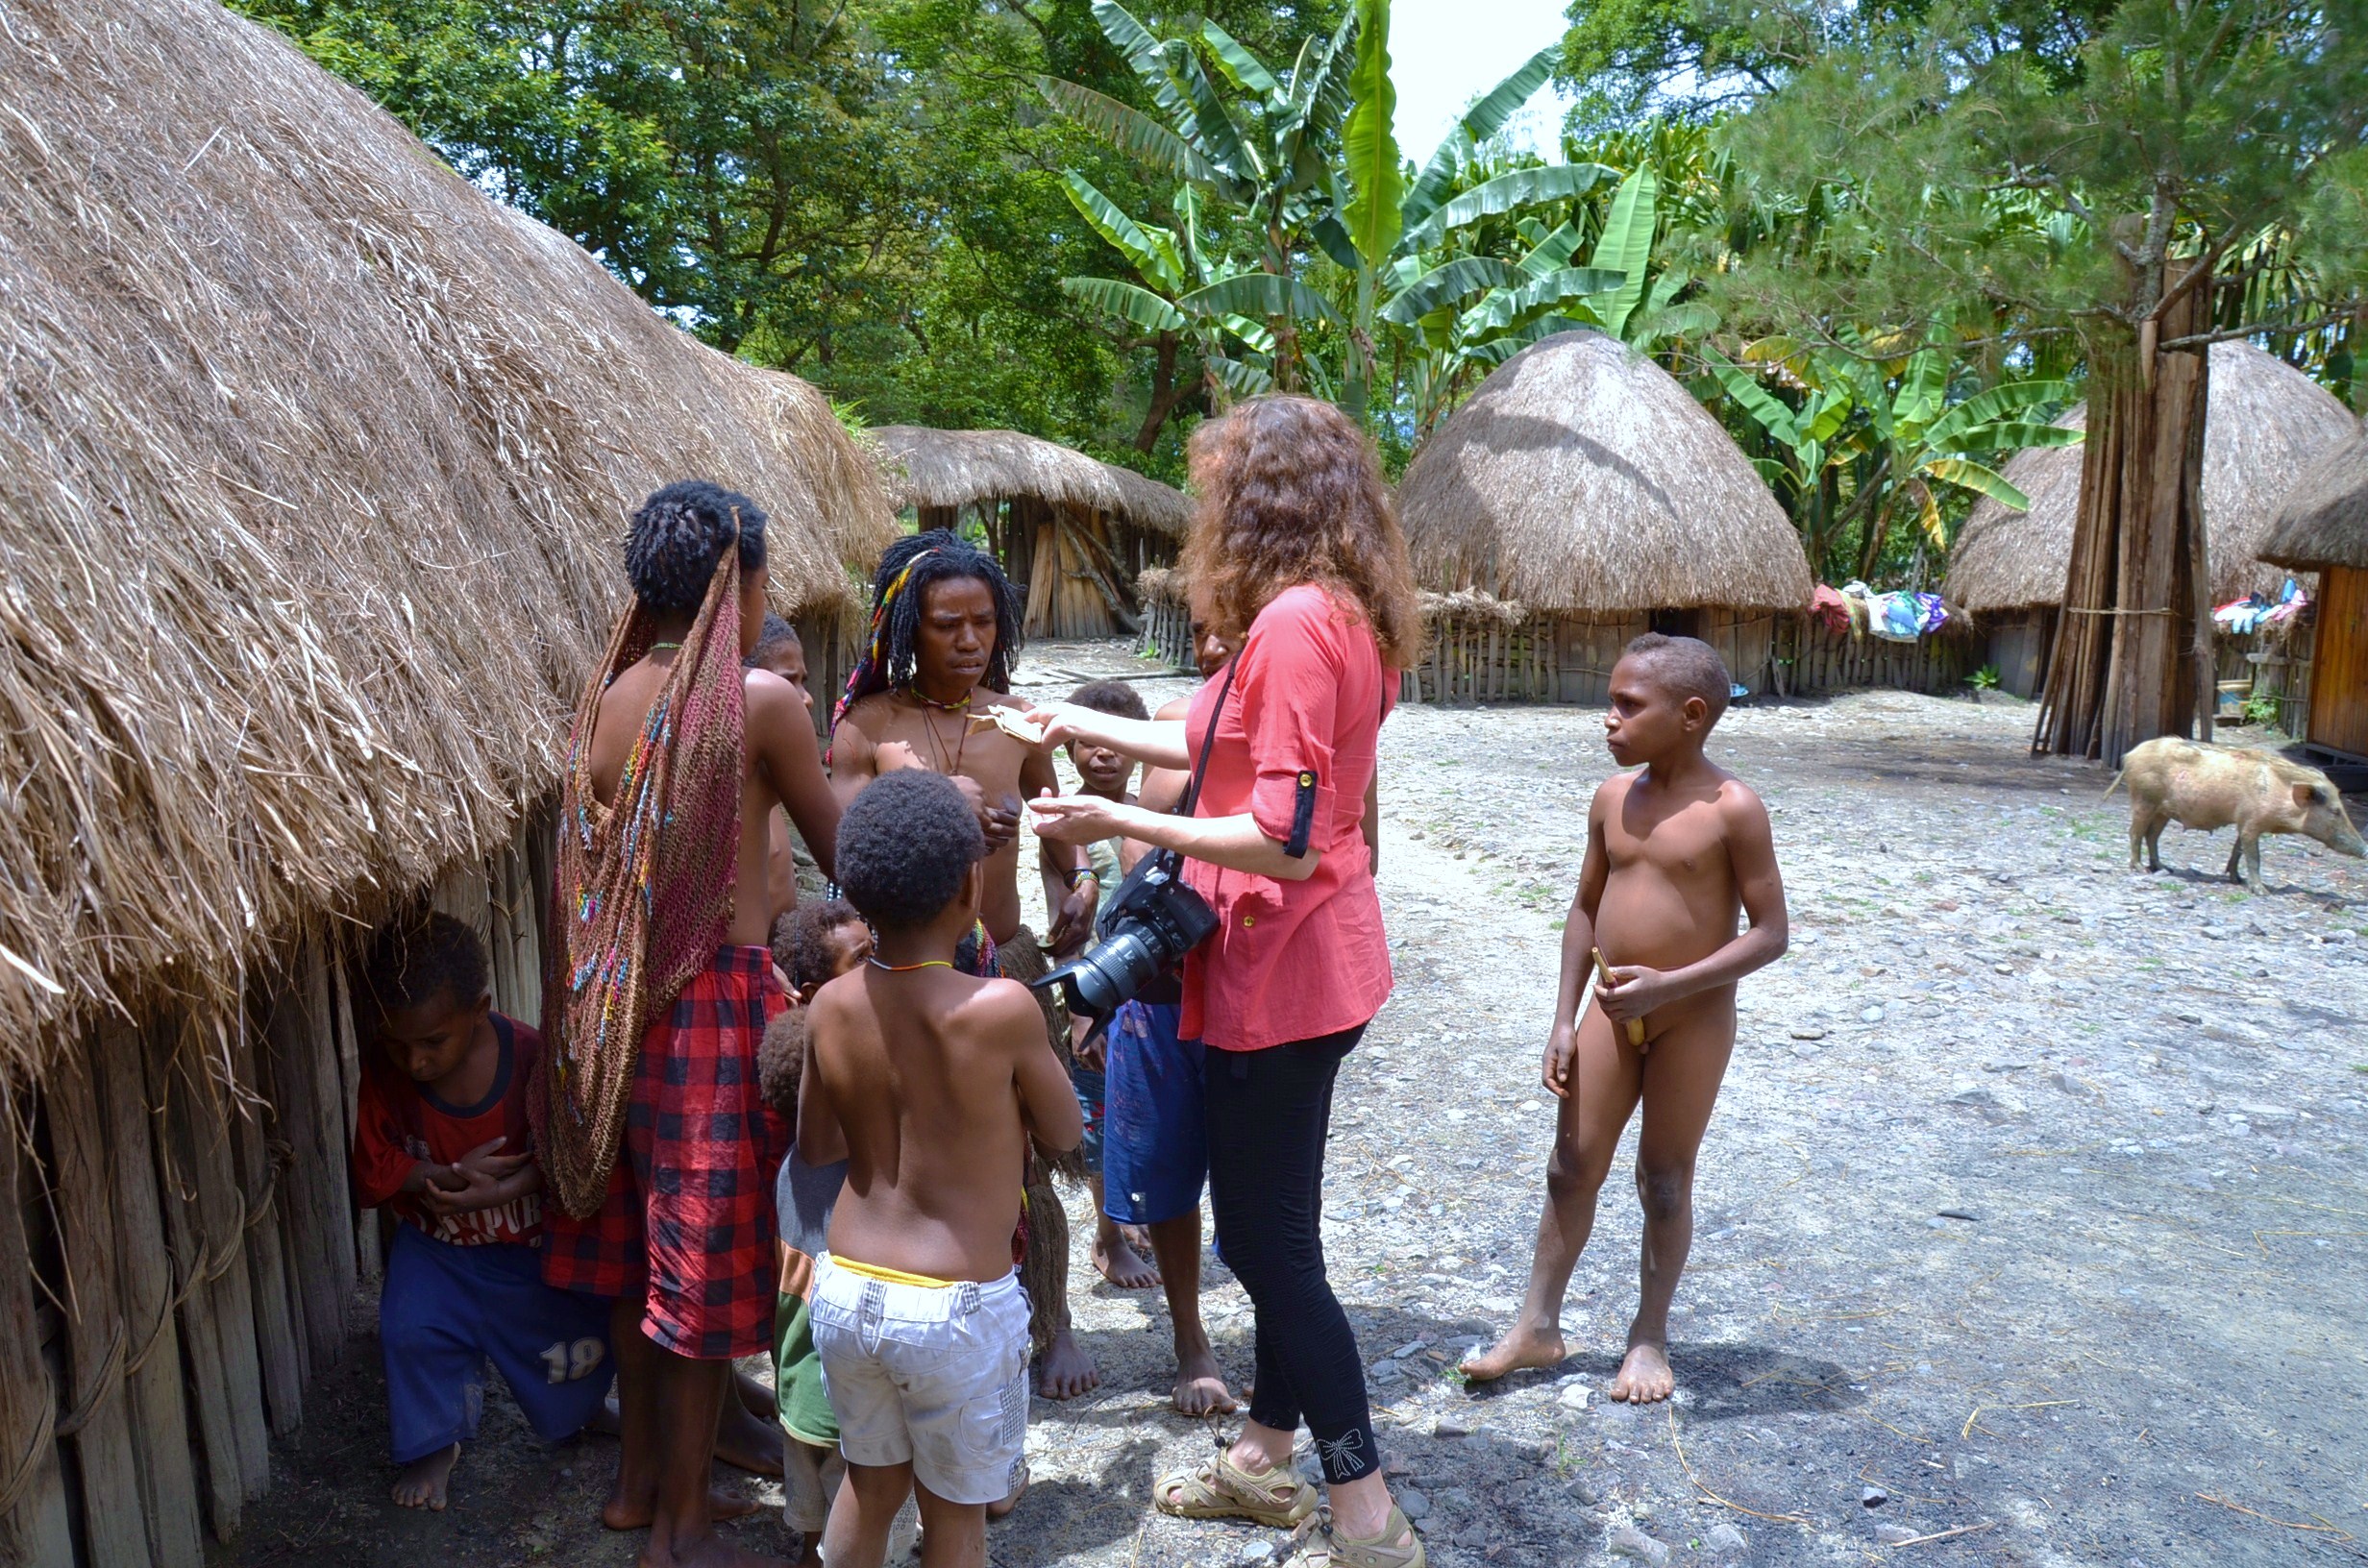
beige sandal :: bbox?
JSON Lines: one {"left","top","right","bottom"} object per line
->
{"left": 1279, "top": 1506, "right": 1427, "bottom": 1568}
{"left": 1153, "top": 1448, "right": 1319, "bottom": 1528}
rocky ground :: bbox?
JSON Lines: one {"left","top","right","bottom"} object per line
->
{"left": 227, "top": 640, "right": 2368, "bottom": 1568}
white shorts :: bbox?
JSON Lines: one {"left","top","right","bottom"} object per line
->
{"left": 808, "top": 1256, "right": 1031, "bottom": 1506}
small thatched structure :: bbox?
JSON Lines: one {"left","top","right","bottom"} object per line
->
{"left": 873, "top": 426, "right": 1191, "bottom": 638}
{"left": 2258, "top": 422, "right": 2368, "bottom": 759}
{"left": 0, "top": 0, "right": 892, "bottom": 1556}
{"left": 1946, "top": 343, "right": 2355, "bottom": 698}
{"left": 1396, "top": 331, "right": 1817, "bottom": 701}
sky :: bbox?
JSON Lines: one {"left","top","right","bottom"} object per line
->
{"left": 1387, "top": 0, "right": 1576, "bottom": 163}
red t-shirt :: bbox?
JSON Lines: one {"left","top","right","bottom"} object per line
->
{"left": 1180, "top": 584, "right": 1394, "bottom": 1050}
{"left": 353, "top": 1014, "right": 544, "bottom": 1246}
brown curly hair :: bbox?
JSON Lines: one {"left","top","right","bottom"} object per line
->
{"left": 1179, "top": 396, "right": 1422, "bottom": 669}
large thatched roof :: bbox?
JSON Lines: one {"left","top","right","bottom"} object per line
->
{"left": 2258, "top": 421, "right": 2368, "bottom": 572}
{"left": 874, "top": 426, "right": 1194, "bottom": 536}
{"left": 1946, "top": 342, "right": 2355, "bottom": 611}
{"left": 0, "top": 0, "right": 896, "bottom": 1061}
{"left": 1396, "top": 331, "right": 1812, "bottom": 613}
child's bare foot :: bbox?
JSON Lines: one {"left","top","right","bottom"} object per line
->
{"left": 1035, "top": 1328, "right": 1099, "bottom": 1399}
{"left": 634, "top": 1535, "right": 789, "bottom": 1568}
{"left": 1609, "top": 1340, "right": 1674, "bottom": 1403}
{"left": 1459, "top": 1321, "right": 1567, "bottom": 1383}
{"left": 1093, "top": 1229, "right": 1161, "bottom": 1289}
{"left": 1172, "top": 1345, "right": 1239, "bottom": 1415}
{"left": 392, "top": 1443, "right": 458, "bottom": 1509}
{"left": 713, "top": 1397, "right": 784, "bottom": 1477}
{"left": 601, "top": 1484, "right": 765, "bottom": 1531}
{"left": 987, "top": 1458, "right": 1029, "bottom": 1519}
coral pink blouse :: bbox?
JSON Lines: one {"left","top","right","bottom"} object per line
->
{"left": 1180, "top": 585, "right": 1394, "bottom": 1051}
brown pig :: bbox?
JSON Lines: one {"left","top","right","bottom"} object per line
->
{"left": 2111, "top": 737, "right": 2366, "bottom": 892}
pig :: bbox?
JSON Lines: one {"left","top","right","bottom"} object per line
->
{"left": 2110, "top": 737, "right": 2366, "bottom": 892}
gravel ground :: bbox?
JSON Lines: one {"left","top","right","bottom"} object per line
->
{"left": 228, "top": 641, "right": 2368, "bottom": 1568}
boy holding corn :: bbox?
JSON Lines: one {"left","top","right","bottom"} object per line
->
{"left": 1462, "top": 634, "right": 1789, "bottom": 1404}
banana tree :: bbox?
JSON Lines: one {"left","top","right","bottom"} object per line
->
{"left": 1041, "top": 0, "right": 1354, "bottom": 390}
{"left": 1712, "top": 339, "right": 2084, "bottom": 581}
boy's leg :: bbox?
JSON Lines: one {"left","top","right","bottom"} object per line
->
{"left": 1464, "top": 1008, "right": 1641, "bottom": 1383}
{"left": 379, "top": 1227, "right": 481, "bottom": 1510}
{"left": 913, "top": 1482, "right": 988, "bottom": 1568}
{"left": 1147, "top": 1210, "right": 1235, "bottom": 1414}
{"left": 1611, "top": 1005, "right": 1738, "bottom": 1404}
{"left": 1021, "top": 1166, "right": 1098, "bottom": 1398}
{"left": 822, "top": 1460, "right": 916, "bottom": 1568}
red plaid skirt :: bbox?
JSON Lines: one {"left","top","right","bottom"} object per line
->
{"left": 543, "top": 945, "right": 787, "bottom": 1359}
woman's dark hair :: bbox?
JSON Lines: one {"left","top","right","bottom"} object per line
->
{"left": 773, "top": 897, "right": 863, "bottom": 993}
{"left": 746, "top": 612, "right": 802, "bottom": 670}
{"left": 869, "top": 529, "right": 1021, "bottom": 694}
{"left": 1068, "top": 678, "right": 1148, "bottom": 722}
{"left": 625, "top": 480, "right": 769, "bottom": 619}
{"left": 364, "top": 911, "right": 488, "bottom": 1015}
{"left": 835, "top": 772, "right": 986, "bottom": 930}
{"left": 1180, "top": 396, "right": 1420, "bottom": 669}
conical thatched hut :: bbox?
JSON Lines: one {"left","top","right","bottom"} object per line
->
{"left": 873, "top": 426, "right": 1191, "bottom": 639}
{"left": 0, "top": 0, "right": 893, "bottom": 1556}
{"left": 2258, "top": 422, "right": 2368, "bottom": 759}
{"left": 1945, "top": 342, "right": 2356, "bottom": 698}
{"left": 1396, "top": 331, "right": 1815, "bottom": 702}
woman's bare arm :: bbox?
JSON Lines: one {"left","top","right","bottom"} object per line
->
{"left": 1029, "top": 794, "right": 1320, "bottom": 882}
{"left": 1024, "top": 703, "right": 1192, "bottom": 770}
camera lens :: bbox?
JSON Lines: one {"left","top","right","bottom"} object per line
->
{"left": 1047, "top": 928, "right": 1163, "bottom": 1018}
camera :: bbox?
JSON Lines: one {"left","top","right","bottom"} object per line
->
{"left": 1030, "top": 851, "right": 1218, "bottom": 1022}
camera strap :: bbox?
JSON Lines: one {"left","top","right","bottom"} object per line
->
{"left": 1175, "top": 656, "right": 1239, "bottom": 820}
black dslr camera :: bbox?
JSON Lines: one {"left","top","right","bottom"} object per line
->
{"left": 1030, "top": 851, "right": 1218, "bottom": 1024}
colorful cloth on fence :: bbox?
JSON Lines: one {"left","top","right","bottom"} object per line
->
{"left": 1839, "top": 581, "right": 1948, "bottom": 643}
{"left": 542, "top": 542, "right": 748, "bottom": 1219}
{"left": 1808, "top": 583, "right": 1853, "bottom": 635}
{"left": 541, "top": 944, "right": 788, "bottom": 1359}
{"left": 2213, "top": 578, "right": 2306, "bottom": 635}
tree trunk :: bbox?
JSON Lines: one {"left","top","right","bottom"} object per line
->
{"left": 2034, "top": 284, "right": 2213, "bottom": 764}
{"left": 1131, "top": 332, "right": 1193, "bottom": 453}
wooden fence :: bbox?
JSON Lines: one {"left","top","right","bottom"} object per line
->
{"left": 2, "top": 810, "right": 553, "bottom": 1565}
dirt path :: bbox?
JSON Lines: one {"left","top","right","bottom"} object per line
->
{"left": 227, "top": 650, "right": 2368, "bottom": 1568}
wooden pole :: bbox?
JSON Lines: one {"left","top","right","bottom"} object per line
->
{"left": 268, "top": 945, "right": 357, "bottom": 1379}
{"left": 229, "top": 1011, "right": 305, "bottom": 1435}
{"left": 0, "top": 1096, "right": 73, "bottom": 1567}
{"left": 98, "top": 1021, "right": 206, "bottom": 1568}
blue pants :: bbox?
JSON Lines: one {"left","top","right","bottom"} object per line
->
{"left": 1102, "top": 1001, "right": 1207, "bottom": 1227}
{"left": 381, "top": 1225, "right": 613, "bottom": 1463}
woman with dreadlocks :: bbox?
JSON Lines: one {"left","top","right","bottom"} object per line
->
{"left": 829, "top": 529, "right": 1104, "bottom": 1413}
{"left": 540, "top": 480, "right": 840, "bottom": 1568}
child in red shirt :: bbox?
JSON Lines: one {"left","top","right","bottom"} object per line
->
{"left": 354, "top": 913, "right": 611, "bottom": 1511}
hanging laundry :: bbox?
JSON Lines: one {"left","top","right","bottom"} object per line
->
{"left": 1809, "top": 583, "right": 1853, "bottom": 634}
{"left": 2213, "top": 578, "right": 2307, "bottom": 635}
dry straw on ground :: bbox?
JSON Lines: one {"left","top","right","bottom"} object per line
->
{"left": 2257, "top": 420, "right": 2368, "bottom": 572}
{"left": 1395, "top": 330, "right": 1813, "bottom": 613}
{"left": 872, "top": 426, "right": 1193, "bottom": 536}
{"left": 0, "top": 0, "right": 895, "bottom": 1064}
{"left": 1946, "top": 343, "right": 2356, "bottom": 611}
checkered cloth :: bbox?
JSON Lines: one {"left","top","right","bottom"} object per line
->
{"left": 543, "top": 944, "right": 788, "bottom": 1359}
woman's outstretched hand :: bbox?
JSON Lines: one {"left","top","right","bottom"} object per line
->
{"left": 1021, "top": 701, "right": 1098, "bottom": 750}
{"left": 1027, "top": 786, "right": 1129, "bottom": 845}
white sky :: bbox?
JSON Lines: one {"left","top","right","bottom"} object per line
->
{"left": 1387, "top": 0, "right": 1576, "bottom": 163}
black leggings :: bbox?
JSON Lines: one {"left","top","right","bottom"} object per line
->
{"left": 1202, "top": 1021, "right": 1374, "bottom": 1484}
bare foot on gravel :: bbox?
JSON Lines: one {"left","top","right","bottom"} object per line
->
{"left": 1459, "top": 1321, "right": 1567, "bottom": 1383}
{"left": 715, "top": 1396, "right": 785, "bottom": 1477}
{"left": 1609, "top": 1340, "right": 1674, "bottom": 1403}
{"left": 601, "top": 1486, "right": 765, "bottom": 1531}
{"left": 1035, "top": 1327, "right": 1100, "bottom": 1399}
{"left": 635, "top": 1535, "right": 788, "bottom": 1568}
{"left": 1093, "top": 1229, "right": 1162, "bottom": 1289}
{"left": 392, "top": 1443, "right": 458, "bottom": 1509}
{"left": 1173, "top": 1345, "right": 1240, "bottom": 1416}
{"left": 988, "top": 1460, "right": 1029, "bottom": 1520}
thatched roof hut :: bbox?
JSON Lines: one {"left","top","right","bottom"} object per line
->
{"left": 873, "top": 426, "right": 1191, "bottom": 637}
{"left": 2258, "top": 422, "right": 2368, "bottom": 759}
{"left": 1946, "top": 342, "right": 2356, "bottom": 612}
{"left": 1398, "top": 331, "right": 1813, "bottom": 613}
{"left": 0, "top": 0, "right": 894, "bottom": 1058}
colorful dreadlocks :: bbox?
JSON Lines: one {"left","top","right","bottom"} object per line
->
{"left": 540, "top": 527, "right": 749, "bottom": 1219}
{"left": 831, "top": 529, "right": 1022, "bottom": 729}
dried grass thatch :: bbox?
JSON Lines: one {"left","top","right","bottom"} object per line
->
{"left": 2258, "top": 420, "right": 2368, "bottom": 572}
{"left": 1946, "top": 342, "right": 2355, "bottom": 610}
{"left": 0, "top": 0, "right": 896, "bottom": 1065}
{"left": 1397, "top": 331, "right": 1812, "bottom": 613}
{"left": 874, "top": 426, "right": 1192, "bottom": 535}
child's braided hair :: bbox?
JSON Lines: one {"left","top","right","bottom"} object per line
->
{"left": 625, "top": 479, "right": 768, "bottom": 619}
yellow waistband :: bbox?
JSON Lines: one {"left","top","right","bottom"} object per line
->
{"left": 828, "top": 1255, "right": 958, "bottom": 1290}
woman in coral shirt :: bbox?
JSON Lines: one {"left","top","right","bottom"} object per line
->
{"left": 1029, "top": 395, "right": 1424, "bottom": 1568}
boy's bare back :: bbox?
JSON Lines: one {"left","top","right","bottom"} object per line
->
{"left": 802, "top": 968, "right": 1077, "bottom": 1283}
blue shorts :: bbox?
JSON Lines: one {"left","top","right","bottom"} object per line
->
{"left": 380, "top": 1224, "right": 614, "bottom": 1463}
{"left": 1072, "top": 1064, "right": 1106, "bottom": 1176}
{"left": 1102, "top": 1001, "right": 1206, "bottom": 1227}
